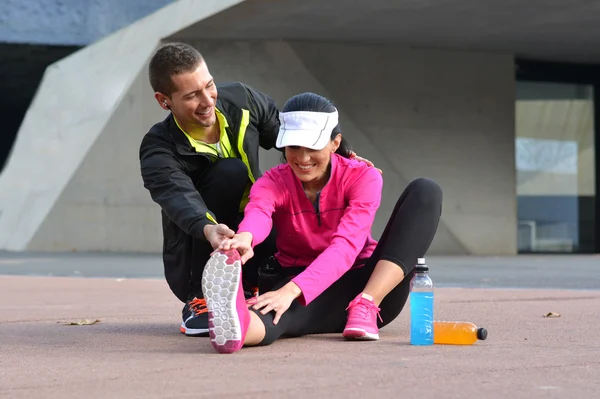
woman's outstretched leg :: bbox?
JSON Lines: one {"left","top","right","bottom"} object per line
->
{"left": 343, "top": 178, "right": 443, "bottom": 340}
{"left": 201, "top": 249, "right": 267, "bottom": 353}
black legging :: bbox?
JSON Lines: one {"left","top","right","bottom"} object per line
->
{"left": 253, "top": 177, "right": 443, "bottom": 345}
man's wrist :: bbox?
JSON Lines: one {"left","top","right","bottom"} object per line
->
{"left": 203, "top": 223, "right": 214, "bottom": 240}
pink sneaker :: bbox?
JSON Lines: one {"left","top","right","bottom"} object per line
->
{"left": 342, "top": 293, "right": 383, "bottom": 340}
{"left": 202, "top": 249, "right": 250, "bottom": 354}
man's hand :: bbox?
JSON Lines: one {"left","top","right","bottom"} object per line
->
{"left": 251, "top": 281, "right": 302, "bottom": 325}
{"left": 350, "top": 151, "right": 383, "bottom": 174}
{"left": 204, "top": 223, "right": 235, "bottom": 250}
{"left": 218, "top": 232, "right": 255, "bottom": 264}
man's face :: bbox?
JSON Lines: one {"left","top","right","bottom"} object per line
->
{"left": 161, "top": 61, "right": 218, "bottom": 129}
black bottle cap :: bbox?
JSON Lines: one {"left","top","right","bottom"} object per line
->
{"left": 415, "top": 257, "right": 429, "bottom": 272}
{"left": 477, "top": 328, "right": 488, "bottom": 340}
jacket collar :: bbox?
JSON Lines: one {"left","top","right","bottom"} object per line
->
{"left": 167, "top": 112, "right": 231, "bottom": 157}
{"left": 163, "top": 114, "right": 194, "bottom": 155}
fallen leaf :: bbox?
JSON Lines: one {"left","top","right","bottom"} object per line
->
{"left": 62, "top": 319, "right": 101, "bottom": 326}
{"left": 543, "top": 312, "right": 561, "bottom": 318}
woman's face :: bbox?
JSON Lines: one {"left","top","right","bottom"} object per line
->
{"left": 285, "top": 134, "right": 342, "bottom": 186}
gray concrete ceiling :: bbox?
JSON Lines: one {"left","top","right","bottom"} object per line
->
{"left": 169, "top": 0, "right": 600, "bottom": 64}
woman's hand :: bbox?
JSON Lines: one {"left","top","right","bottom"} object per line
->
{"left": 218, "top": 232, "right": 254, "bottom": 264}
{"left": 251, "top": 281, "right": 302, "bottom": 325}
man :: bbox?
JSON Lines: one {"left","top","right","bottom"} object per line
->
{"left": 139, "top": 42, "right": 377, "bottom": 337}
{"left": 140, "top": 42, "right": 281, "bottom": 336}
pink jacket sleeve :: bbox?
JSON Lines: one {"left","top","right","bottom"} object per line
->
{"left": 237, "top": 172, "right": 280, "bottom": 247}
{"left": 292, "top": 167, "right": 383, "bottom": 305}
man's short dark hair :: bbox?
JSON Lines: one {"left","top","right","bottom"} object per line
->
{"left": 149, "top": 42, "right": 204, "bottom": 96}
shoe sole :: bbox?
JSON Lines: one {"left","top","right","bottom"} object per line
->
{"left": 202, "top": 249, "right": 244, "bottom": 354}
{"left": 179, "top": 324, "right": 209, "bottom": 337}
{"left": 343, "top": 328, "right": 380, "bottom": 341}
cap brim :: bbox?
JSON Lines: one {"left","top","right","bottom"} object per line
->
{"left": 276, "top": 128, "right": 331, "bottom": 150}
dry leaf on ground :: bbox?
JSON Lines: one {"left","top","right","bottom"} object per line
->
{"left": 543, "top": 312, "right": 561, "bottom": 318}
{"left": 60, "top": 319, "right": 101, "bottom": 326}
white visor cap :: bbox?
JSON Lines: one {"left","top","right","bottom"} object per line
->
{"left": 276, "top": 111, "right": 339, "bottom": 150}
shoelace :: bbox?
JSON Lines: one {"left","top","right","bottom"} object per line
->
{"left": 189, "top": 298, "right": 208, "bottom": 316}
{"left": 346, "top": 297, "right": 383, "bottom": 323}
{"left": 245, "top": 287, "right": 260, "bottom": 305}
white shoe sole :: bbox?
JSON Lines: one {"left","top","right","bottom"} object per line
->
{"left": 343, "top": 327, "right": 380, "bottom": 340}
{"left": 201, "top": 250, "right": 244, "bottom": 353}
{"left": 179, "top": 323, "right": 209, "bottom": 336}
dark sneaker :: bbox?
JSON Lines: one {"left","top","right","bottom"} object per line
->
{"left": 244, "top": 286, "right": 260, "bottom": 299}
{"left": 180, "top": 297, "right": 209, "bottom": 336}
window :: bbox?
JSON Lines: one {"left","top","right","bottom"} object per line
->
{"left": 516, "top": 81, "right": 596, "bottom": 253}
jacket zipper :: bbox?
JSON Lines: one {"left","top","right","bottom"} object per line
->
{"left": 314, "top": 191, "right": 322, "bottom": 227}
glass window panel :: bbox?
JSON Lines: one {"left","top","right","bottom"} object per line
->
{"left": 516, "top": 81, "right": 595, "bottom": 253}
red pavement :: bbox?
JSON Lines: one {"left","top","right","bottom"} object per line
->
{"left": 1, "top": 275, "right": 599, "bottom": 398}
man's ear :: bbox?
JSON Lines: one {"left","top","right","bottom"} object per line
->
{"left": 154, "top": 92, "right": 170, "bottom": 110}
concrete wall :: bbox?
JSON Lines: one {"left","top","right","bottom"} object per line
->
{"left": 28, "top": 69, "right": 167, "bottom": 251}
{"left": 26, "top": 40, "right": 516, "bottom": 255}
{"left": 0, "top": 0, "right": 247, "bottom": 252}
{"left": 0, "top": 0, "right": 176, "bottom": 45}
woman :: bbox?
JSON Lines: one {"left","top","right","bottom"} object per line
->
{"left": 201, "top": 92, "right": 443, "bottom": 354}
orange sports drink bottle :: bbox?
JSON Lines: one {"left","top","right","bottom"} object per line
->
{"left": 433, "top": 321, "right": 488, "bottom": 345}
